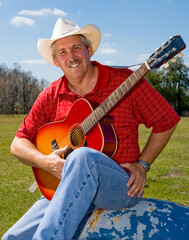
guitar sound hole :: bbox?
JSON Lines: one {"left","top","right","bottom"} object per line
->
{"left": 70, "top": 126, "right": 85, "bottom": 147}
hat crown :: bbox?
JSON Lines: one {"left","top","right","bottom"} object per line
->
{"left": 38, "top": 18, "right": 101, "bottom": 65}
{"left": 51, "top": 18, "right": 80, "bottom": 39}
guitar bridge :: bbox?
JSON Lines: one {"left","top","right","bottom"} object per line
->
{"left": 51, "top": 139, "right": 59, "bottom": 151}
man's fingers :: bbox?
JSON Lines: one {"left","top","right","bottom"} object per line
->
{"left": 127, "top": 180, "right": 140, "bottom": 197}
{"left": 53, "top": 145, "right": 69, "bottom": 156}
{"left": 126, "top": 173, "right": 135, "bottom": 187}
{"left": 137, "top": 182, "right": 145, "bottom": 197}
{"left": 47, "top": 146, "right": 69, "bottom": 179}
{"left": 127, "top": 180, "right": 145, "bottom": 197}
{"left": 121, "top": 162, "right": 146, "bottom": 197}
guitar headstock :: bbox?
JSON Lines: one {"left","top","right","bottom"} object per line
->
{"left": 147, "top": 35, "right": 186, "bottom": 69}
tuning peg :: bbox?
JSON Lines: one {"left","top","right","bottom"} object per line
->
{"left": 179, "top": 53, "right": 184, "bottom": 58}
{"left": 164, "top": 63, "right": 169, "bottom": 68}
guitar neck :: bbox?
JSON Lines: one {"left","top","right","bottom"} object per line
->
{"left": 81, "top": 62, "right": 150, "bottom": 134}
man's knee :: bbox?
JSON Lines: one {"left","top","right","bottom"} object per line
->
{"left": 66, "top": 147, "right": 99, "bottom": 168}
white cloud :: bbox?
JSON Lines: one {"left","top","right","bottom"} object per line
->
{"left": 101, "top": 42, "right": 116, "bottom": 47}
{"left": 98, "top": 47, "right": 117, "bottom": 54}
{"left": 104, "top": 60, "right": 114, "bottom": 65}
{"left": 136, "top": 53, "right": 150, "bottom": 62}
{"left": 10, "top": 16, "right": 35, "bottom": 26}
{"left": 18, "top": 8, "right": 67, "bottom": 17}
{"left": 104, "top": 33, "right": 112, "bottom": 37}
{"left": 21, "top": 59, "right": 47, "bottom": 64}
{"left": 0, "top": 2, "right": 2, "bottom": 6}
{"left": 98, "top": 42, "right": 117, "bottom": 54}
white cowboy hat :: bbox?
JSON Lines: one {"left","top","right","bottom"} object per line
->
{"left": 37, "top": 18, "right": 101, "bottom": 65}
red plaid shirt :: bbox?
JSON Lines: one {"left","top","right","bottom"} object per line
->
{"left": 16, "top": 61, "right": 180, "bottom": 164}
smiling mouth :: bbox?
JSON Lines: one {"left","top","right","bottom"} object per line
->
{"left": 70, "top": 63, "right": 79, "bottom": 68}
{"left": 68, "top": 59, "right": 81, "bottom": 68}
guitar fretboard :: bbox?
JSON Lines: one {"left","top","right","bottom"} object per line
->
{"left": 81, "top": 62, "right": 150, "bottom": 134}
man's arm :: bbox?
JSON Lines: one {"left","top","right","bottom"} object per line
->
{"left": 120, "top": 124, "right": 178, "bottom": 198}
{"left": 11, "top": 136, "right": 68, "bottom": 179}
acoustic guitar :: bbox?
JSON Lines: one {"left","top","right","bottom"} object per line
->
{"left": 33, "top": 35, "right": 186, "bottom": 200}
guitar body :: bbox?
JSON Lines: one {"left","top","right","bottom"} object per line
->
{"left": 33, "top": 98, "right": 118, "bottom": 200}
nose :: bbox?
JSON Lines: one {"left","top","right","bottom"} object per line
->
{"left": 67, "top": 49, "right": 76, "bottom": 62}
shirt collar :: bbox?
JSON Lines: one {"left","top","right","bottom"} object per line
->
{"left": 58, "top": 61, "right": 109, "bottom": 96}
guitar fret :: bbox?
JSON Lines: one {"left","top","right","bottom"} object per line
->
{"left": 127, "top": 78, "right": 133, "bottom": 88}
{"left": 133, "top": 72, "right": 138, "bottom": 82}
{"left": 122, "top": 82, "right": 129, "bottom": 92}
{"left": 96, "top": 107, "right": 105, "bottom": 119}
{"left": 138, "top": 66, "right": 144, "bottom": 76}
{"left": 82, "top": 62, "right": 151, "bottom": 134}
{"left": 110, "top": 94, "right": 117, "bottom": 105}
{"left": 84, "top": 113, "right": 97, "bottom": 132}
{"left": 82, "top": 119, "right": 90, "bottom": 133}
{"left": 114, "top": 89, "right": 122, "bottom": 101}
{"left": 119, "top": 87, "right": 125, "bottom": 96}
{"left": 108, "top": 98, "right": 114, "bottom": 107}
{"left": 103, "top": 100, "right": 109, "bottom": 111}
{"left": 119, "top": 84, "right": 127, "bottom": 95}
{"left": 82, "top": 106, "right": 106, "bottom": 134}
{"left": 140, "top": 63, "right": 149, "bottom": 76}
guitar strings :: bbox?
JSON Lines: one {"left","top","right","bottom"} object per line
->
{"left": 50, "top": 49, "right": 183, "bottom": 153}
{"left": 54, "top": 63, "right": 149, "bottom": 153}
{"left": 56, "top": 124, "right": 86, "bottom": 151}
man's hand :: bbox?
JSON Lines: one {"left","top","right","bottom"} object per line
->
{"left": 11, "top": 137, "right": 70, "bottom": 180}
{"left": 119, "top": 125, "right": 178, "bottom": 198}
{"left": 46, "top": 146, "right": 69, "bottom": 180}
{"left": 120, "top": 162, "right": 147, "bottom": 198}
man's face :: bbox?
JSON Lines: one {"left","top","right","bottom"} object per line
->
{"left": 52, "top": 35, "right": 93, "bottom": 81}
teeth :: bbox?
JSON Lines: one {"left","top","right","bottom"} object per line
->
{"left": 70, "top": 63, "right": 79, "bottom": 68}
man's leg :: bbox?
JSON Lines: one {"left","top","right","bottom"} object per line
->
{"left": 33, "top": 147, "right": 142, "bottom": 240}
{"left": 2, "top": 196, "right": 50, "bottom": 240}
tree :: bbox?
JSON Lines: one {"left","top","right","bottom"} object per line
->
{"left": 0, "top": 64, "right": 49, "bottom": 115}
{"left": 145, "top": 57, "right": 189, "bottom": 116}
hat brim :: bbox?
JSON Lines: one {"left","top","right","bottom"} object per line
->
{"left": 37, "top": 24, "right": 101, "bottom": 66}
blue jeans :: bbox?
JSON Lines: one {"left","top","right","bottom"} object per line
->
{"left": 2, "top": 147, "right": 142, "bottom": 240}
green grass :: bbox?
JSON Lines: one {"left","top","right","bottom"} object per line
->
{"left": 0, "top": 115, "right": 188, "bottom": 237}
{"left": 140, "top": 117, "right": 189, "bottom": 205}
{"left": 0, "top": 115, "right": 41, "bottom": 237}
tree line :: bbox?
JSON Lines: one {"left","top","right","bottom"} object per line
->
{"left": 145, "top": 57, "right": 189, "bottom": 116}
{"left": 0, "top": 63, "right": 48, "bottom": 115}
{"left": 0, "top": 58, "right": 189, "bottom": 116}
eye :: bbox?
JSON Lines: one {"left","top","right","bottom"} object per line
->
{"left": 74, "top": 45, "right": 80, "bottom": 51}
{"left": 59, "top": 49, "right": 66, "bottom": 56}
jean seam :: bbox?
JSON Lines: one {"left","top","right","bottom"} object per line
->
{"left": 91, "top": 159, "right": 141, "bottom": 209}
{"left": 95, "top": 159, "right": 128, "bottom": 177}
{"left": 52, "top": 158, "right": 102, "bottom": 239}
{"left": 52, "top": 173, "right": 91, "bottom": 240}
{"left": 51, "top": 155, "right": 128, "bottom": 239}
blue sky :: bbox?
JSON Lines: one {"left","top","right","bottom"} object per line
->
{"left": 0, "top": 0, "right": 188, "bottom": 83}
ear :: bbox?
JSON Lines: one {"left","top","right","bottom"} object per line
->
{"left": 53, "top": 57, "right": 60, "bottom": 67}
{"left": 88, "top": 45, "right": 93, "bottom": 58}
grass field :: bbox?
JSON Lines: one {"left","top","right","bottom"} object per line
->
{"left": 0, "top": 115, "right": 188, "bottom": 237}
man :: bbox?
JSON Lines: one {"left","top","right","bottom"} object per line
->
{"left": 2, "top": 18, "right": 180, "bottom": 239}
